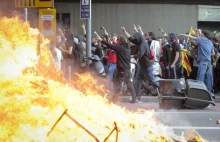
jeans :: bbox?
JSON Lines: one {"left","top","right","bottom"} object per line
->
{"left": 107, "top": 63, "right": 116, "bottom": 94}
{"left": 107, "top": 63, "right": 116, "bottom": 81}
{"left": 133, "top": 66, "right": 160, "bottom": 101}
{"left": 197, "top": 61, "right": 213, "bottom": 92}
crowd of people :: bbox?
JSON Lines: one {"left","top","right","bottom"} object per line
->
{"left": 50, "top": 23, "right": 220, "bottom": 103}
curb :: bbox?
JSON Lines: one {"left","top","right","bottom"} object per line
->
{"left": 119, "top": 96, "right": 220, "bottom": 103}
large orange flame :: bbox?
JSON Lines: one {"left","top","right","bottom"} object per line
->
{"left": 0, "top": 17, "right": 203, "bottom": 142}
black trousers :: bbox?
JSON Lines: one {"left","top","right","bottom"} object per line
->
{"left": 190, "top": 66, "right": 198, "bottom": 80}
{"left": 169, "top": 65, "right": 179, "bottom": 79}
{"left": 113, "top": 70, "right": 136, "bottom": 98}
{"left": 213, "top": 66, "right": 220, "bottom": 93}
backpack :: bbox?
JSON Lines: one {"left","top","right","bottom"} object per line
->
{"left": 72, "top": 42, "right": 85, "bottom": 66}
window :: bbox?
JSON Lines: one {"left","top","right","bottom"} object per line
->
{"left": 56, "top": 13, "right": 70, "bottom": 29}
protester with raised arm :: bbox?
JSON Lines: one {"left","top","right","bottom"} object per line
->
{"left": 95, "top": 31, "right": 136, "bottom": 103}
{"left": 100, "top": 27, "right": 117, "bottom": 98}
{"left": 82, "top": 23, "right": 86, "bottom": 36}
{"left": 180, "top": 30, "right": 213, "bottom": 93}
{"left": 58, "top": 39, "right": 73, "bottom": 81}
{"left": 122, "top": 27, "right": 159, "bottom": 103}
{"left": 137, "top": 25, "right": 144, "bottom": 36}
{"left": 57, "top": 28, "right": 67, "bottom": 42}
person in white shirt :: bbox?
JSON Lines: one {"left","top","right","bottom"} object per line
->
{"left": 50, "top": 41, "right": 62, "bottom": 71}
{"left": 145, "top": 32, "right": 161, "bottom": 62}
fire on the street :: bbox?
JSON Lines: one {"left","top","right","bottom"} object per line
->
{"left": 0, "top": 17, "right": 203, "bottom": 142}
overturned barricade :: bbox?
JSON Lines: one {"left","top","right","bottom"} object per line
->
{"left": 158, "top": 79, "right": 215, "bottom": 109}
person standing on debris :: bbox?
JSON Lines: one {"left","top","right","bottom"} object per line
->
{"left": 162, "top": 38, "right": 171, "bottom": 79}
{"left": 180, "top": 30, "right": 214, "bottom": 93}
{"left": 168, "top": 33, "right": 182, "bottom": 79}
{"left": 96, "top": 33, "right": 136, "bottom": 103}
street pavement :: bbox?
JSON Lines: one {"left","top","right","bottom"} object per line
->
{"left": 116, "top": 100, "right": 220, "bottom": 141}
{"left": 119, "top": 93, "right": 220, "bottom": 103}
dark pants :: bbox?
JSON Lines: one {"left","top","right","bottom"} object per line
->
{"left": 163, "top": 68, "right": 170, "bottom": 79}
{"left": 169, "top": 65, "right": 181, "bottom": 79}
{"left": 190, "top": 66, "right": 198, "bottom": 80}
{"left": 133, "top": 66, "right": 160, "bottom": 101}
{"left": 213, "top": 66, "right": 219, "bottom": 93}
{"left": 113, "top": 70, "right": 136, "bottom": 99}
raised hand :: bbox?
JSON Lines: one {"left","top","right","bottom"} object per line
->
{"left": 94, "top": 31, "right": 98, "bottom": 36}
{"left": 57, "top": 28, "right": 62, "bottom": 32}
{"left": 134, "top": 24, "right": 138, "bottom": 31}
{"left": 82, "top": 23, "right": 85, "bottom": 29}
{"left": 94, "top": 31, "right": 102, "bottom": 41}
{"left": 137, "top": 25, "right": 142, "bottom": 30}
{"left": 121, "top": 27, "right": 126, "bottom": 33}
{"left": 101, "top": 26, "right": 106, "bottom": 30}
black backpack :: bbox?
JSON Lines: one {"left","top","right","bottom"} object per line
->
{"left": 73, "top": 42, "right": 85, "bottom": 65}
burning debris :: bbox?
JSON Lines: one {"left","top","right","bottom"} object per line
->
{"left": 0, "top": 17, "right": 205, "bottom": 142}
{"left": 47, "top": 109, "right": 119, "bottom": 142}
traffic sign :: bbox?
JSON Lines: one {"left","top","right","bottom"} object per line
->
{"left": 198, "top": 6, "right": 220, "bottom": 21}
{"left": 15, "top": 0, "right": 53, "bottom": 8}
{"left": 39, "top": 9, "right": 56, "bottom": 41}
{"left": 80, "top": 0, "right": 91, "bottom": 19}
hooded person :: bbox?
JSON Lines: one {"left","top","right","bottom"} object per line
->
{"left": 168, "top": 32, "right": 182, "bottom": 79}
{"left": 131, "top": 32, "right": 152, "bottom": 69}
{"left": 98, "top": 35, "right": 137, "bottom": 103}
{"left": 122, "top": 28, "right": 159, "bottom": 103}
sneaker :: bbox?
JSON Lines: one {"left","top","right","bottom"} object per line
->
{"left": 129, "top": 96, "right": 137, "bottom": 103}
{"left": 137, "top": 100, "right": 142, "bottom": 103}
{"left": 210, "top": 93, "right": 215, "bottom": 99}
{"left": 129, "top": 98, "right": 138, "bottom": 102}
{"left": 129, "top": 100, "right": 136, "bottom": 103}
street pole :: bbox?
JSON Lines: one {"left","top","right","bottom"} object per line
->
{"left": 24, "top": 8, "right": 28, "bottom": 21}
{"left": 86, "top": 0, "right": 92, "bottom": 66}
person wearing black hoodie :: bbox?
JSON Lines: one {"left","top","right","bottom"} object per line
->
{"left": 97, "top": 35, "right": 136, "bottom": 103}
{"left": 122, "top": 27, "right": 159, "bottom": 103}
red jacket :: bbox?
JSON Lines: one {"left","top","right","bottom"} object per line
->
{"left": 107, "top": 41, "right": 118, "bottom": 63}
{"left": 107, "top": 49, "right": 117, "bottom": 63}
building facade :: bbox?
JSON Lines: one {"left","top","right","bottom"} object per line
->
{"left": 1, "top": 0, "right": 219, "bottom": 36}
{"left": 54, "top": 1, "right": 220, "bottom": 36}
